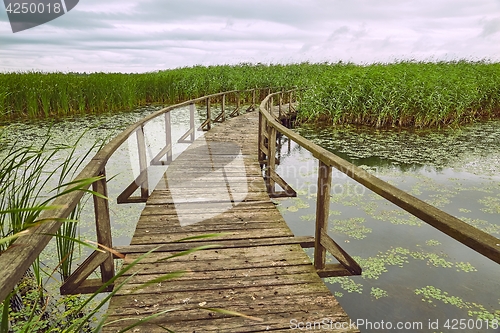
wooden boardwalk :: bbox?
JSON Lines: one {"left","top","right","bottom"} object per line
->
{"left": 103, "top": 111, "right": 359, "bottom": 332}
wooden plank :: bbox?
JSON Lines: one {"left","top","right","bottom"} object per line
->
{"left": 113, "top": 263, "right": 317, "bottom": 284}
{"left": 115, "top": 273, "right": 323, "bottom": 295}
{"left": 102, "top": 310, "right": 357, "bottom": 333}
{"left": 113, "top": 236, "right": 315, "bottom": 254}
{"left": 123, "top": 244, "right": 308, "bottom": 263}
{"left": 123, "top": 255, "right": 312, "bottom": 277}
{"left": 136, "top": 208, "right": 286, "bottom": 225}
{"left": 134, "top": 222, "right": 290, "bottom": 234}
{"left": 105, "top": 295, "right": 347, "bottom": 323}
{"left": 108, "top": 282, "right": 330, "bottom": 310}
{"left": 130, "top": 228, "right": 294, "bottom": 245}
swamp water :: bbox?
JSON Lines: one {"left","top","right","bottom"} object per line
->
{"left": 1, "top": 107, "right": 499, "bottom": 332}
{"left": 275, "top": 121, "right": 500, "bottom": 332}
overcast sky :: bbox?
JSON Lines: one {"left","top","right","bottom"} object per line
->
{"left": 1, "top": 0, "right": 499, "bottom": 73}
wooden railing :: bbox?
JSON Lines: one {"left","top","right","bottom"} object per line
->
{"left": 0, "top": 88, "right": 276, "bottom": 302}
{"left": 259, "top": 88, "right": 500, "bottom": 278}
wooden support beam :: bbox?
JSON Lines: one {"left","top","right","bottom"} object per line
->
{"left": 60, "top": 250, "right": 111, "bottom": 295}
{"left": 150, "top": 144, "right": 173, "bottom": 166}
{"left": 316, "top": 264, "right": 353, "bottom": 278}
{"left": 269, "top": 171, "right": 297, "bottom": 198}
{"left": 320, "top": 229, "right": 362, "bottom": 275}
{"left": 117, "top": 170, "right": 148, "bottom": 204}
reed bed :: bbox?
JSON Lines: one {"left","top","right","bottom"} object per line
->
{"left": 299, "top": 61, "right": 500, "bottom": 127}
{"left": 1, "top": 61, "right": 499, "bottom": 127}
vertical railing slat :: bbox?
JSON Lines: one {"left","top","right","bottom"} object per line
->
{"left": 92, "top": 169, "right": 114, "bottom": 282}
{"left": 206, "top": 98, "right": 211, "bottom": 130}
{"left": 314, "top": 161, "right": 332, "bottom": 270}
{"left": 136, "top": 126, "right": 149, "bottom": 199}
{"left": 165, "top": 112, "right": 173, "bottom": 163}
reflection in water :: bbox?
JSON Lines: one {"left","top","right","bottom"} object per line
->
{"left": 275, "top": 120, "right": 500, "bottom": 332}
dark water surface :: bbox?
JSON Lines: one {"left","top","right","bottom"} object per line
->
{"left": 274, "top": 120, "right": 500, "bottom": 332}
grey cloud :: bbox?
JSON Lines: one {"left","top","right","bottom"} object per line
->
{"left": 480, "top": 17, "right": 500, "bottom": 37}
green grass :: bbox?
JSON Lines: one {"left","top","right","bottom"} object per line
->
{"left": 1, "top": 61, "right": 500, "bottom": 126}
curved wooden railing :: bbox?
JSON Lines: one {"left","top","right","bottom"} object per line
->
{"left": 259, "top": 88, "right": 500, "bottom": 277}
{"left": 0, "top": 87, "right": 282, "bottom": 302}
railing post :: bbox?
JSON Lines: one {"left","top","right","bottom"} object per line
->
{"left": 258, "top": 111, "right": 266, "bottom": 165}
{"left": 314, "top": 160, "right": 332, "bottom": 270}
{"left": 252, "top": 89, "right": 256, "bottom": 109}
{"left": 206, "top": 97, "right": 211, "bottom": 130}
{"left": 266, "top": 126, "right": 277, "bottom": 194}
{"left": 165, "top": 112, "right": 173, "bottom": 163}
{"left": 221, "top": 94, "right": 226, "bottom": 122}
{"left": 278, "top": 92, "right": 282, "bottom": 118}
{"left": 136, "top": 125, "right": 149, "bottom": 199}
{"left": 92, "top": 169, "right": 114, "bottom": 282}
{"left": 236, "top": 92, "right": 240, "bottom": 116}
{"left": 189, "top": 103, "right": 195, "bottom": 141}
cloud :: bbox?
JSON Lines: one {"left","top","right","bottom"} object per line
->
{"left": 480, "top": 17, "right": 500, "bottom": 37}
{"left": 0, "top": 0, "right": 499, "bottom": 72}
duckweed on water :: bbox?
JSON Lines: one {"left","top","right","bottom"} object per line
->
{"left": 371, "top": 287, "right": 388, "bottom": 299}
{"left": 414, "top": 286, "right": 500, "bottom": 321}
{"left": 425, "top": 240, "right": 441, "bottom": 246}
{"left": 327, "top": 246, "right": 477, "bottom": 288}
{"left": 478, "top": 195, "right": 500, "bottom": 214}
{"left": 330, "top": 217, "right": 371, "bottom": 240}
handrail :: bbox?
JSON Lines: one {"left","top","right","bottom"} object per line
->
{"left": 259, "top": 89, "right": 500, "bottom": 276}
{"left": 0, "top": 87, "right": 279, "bottom": 302}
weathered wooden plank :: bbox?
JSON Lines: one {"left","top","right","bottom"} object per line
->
{"left": 108, "top": 282, "right": 331, "bottom": 311}
{"left": 115, "top": 273, "right": 323, "bottom": 295}
{"left": 134, "top": 222, "right": 290, "bottom": 235}
{"left": 113, "top": 236, "right": 315, "bottom": 255}
{"left": 113, "top": 263, "right": 317, "bottom": 284}
{"left": 102, "top": 310, "right": 357, "bottom": 333}
{"left": 136, "top": 209, "right": 286, "bottom": 226}
{"left": 140, "top": 201, "right": 277, "bottom": 216}
{"left": 146, "top": 192, "right": 270, "bottom": 205}
{"left": 130, "top": 228, "right": 295, "bottom": 245}
{"left": 124, "top": 244, "right": 307, "bottom": 263}
{"left": 122, "top": 255, "right": 312, "bottom": 276}
{"left": 105, "top": 294, "right": 345, "bottom": 323}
